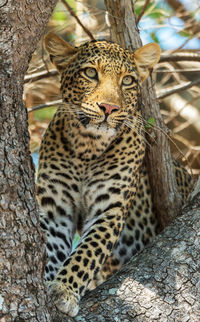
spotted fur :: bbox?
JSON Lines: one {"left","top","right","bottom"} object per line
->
{"left": 36, "top": 34, "right": 192, "bottom": 317}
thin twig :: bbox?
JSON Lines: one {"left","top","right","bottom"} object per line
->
{"left": 28, "top": 99, "right": 62, "bottom": 112}
{"left": 24, "top": 70, "right": 58, "bottom": 84}
{"left": 61, "top": 0, "right": 95, "bottom": 40}
{"left": 160, "top": 52, "right": 200, "bottom": 62}
{"left": 136, "top": 0, "right": 151, "bottom": 24}
{"left": 157, "top": 78, "right": 200, "bottom": 99}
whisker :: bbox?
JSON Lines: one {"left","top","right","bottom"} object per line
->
{"left": 58, "top": 102, "right": 152, "bottom": 148}
{"left": 125, "top": 116, "right": 157, "bottom": 140}
{"left": 124, "top": 120, "right": 151, "bottom": 148}
{"left": 58, "top": 102, "right": 90, "bottom": 119}
{"left": 137, "top": 115, "right": 172, "bottom": 141}
{"left": 137, "top": 115, "right": 191, "bottom": 163}
{"left": 125, "top": 121, "right": 151, "bottom": 140}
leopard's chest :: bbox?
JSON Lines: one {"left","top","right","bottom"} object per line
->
{"left": 67, "top": 124, "right": 118, "bottom": 162}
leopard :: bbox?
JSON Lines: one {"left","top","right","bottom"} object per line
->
{"left": 36, "top": 33, "right": 193, "bottom": 317}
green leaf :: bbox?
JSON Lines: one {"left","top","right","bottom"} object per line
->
{"left": 52, "top": 11, "right": 68, "bottom": 22}
{"left": 145, "top": 117, "right": 155, "bottom": 128}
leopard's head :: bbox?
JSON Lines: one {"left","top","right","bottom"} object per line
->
{"left": 45, "top": 33, "right": 160, "bottom": 136}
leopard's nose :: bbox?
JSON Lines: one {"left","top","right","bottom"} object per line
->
{"left": 99, "top": 103, "right": 119, "bottom": 115}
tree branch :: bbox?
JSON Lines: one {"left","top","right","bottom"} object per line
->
{"left": 28, "top": 99, "right": 62, "bottom": 112}
{"left": 160, "top": 52, "right": 200, "bottom": 62}
{"left": 24, "top": 69, "right": 58, "bottom": 84}
{"left": 157, "top": 78, "right": 200, "bottom": 99}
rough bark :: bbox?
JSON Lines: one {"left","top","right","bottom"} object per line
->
{"left": 104, "top": 0, "right": 183, "bottom": 230}
{"left": 0, "top": 1, "right": 57, "bottom": 321}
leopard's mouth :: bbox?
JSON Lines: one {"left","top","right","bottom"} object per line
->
{"left": 79, "top": 114, "right": 121, "bottom": 128}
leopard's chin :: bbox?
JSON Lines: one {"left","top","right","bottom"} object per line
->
{"left": 85, "top": 122, "right": 117, "bottom": 137}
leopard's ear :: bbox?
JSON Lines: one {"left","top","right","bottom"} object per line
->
{"left": 45, "top": 33, "right": 78, "bottom": 73}
{"left": 134, "top": 43, "right": 161, "bottom": 82}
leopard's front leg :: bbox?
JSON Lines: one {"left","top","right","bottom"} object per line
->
{"left": 49, "top": 207, "right": 124, "bottom": 317}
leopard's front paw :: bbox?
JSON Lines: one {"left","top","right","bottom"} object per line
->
{"left": 49, "top": 281, "right": 80, "bottom": 317}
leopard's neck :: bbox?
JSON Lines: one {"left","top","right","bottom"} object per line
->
{"left": 48, "top": 108, "right": 121, "bottom": 163}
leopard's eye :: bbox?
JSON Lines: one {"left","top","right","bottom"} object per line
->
{"left": 122, "top": 75, "right": 135, "bottom": 86}
{"left": 84, "top": 67, "right": 98, "bottom": 80}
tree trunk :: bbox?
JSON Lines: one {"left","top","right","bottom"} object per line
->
{"left": 0, "top": 1, "right": 57, "bottom": 321}
{"left": 105, "top": 0, "right": 183, "bottom": 230}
